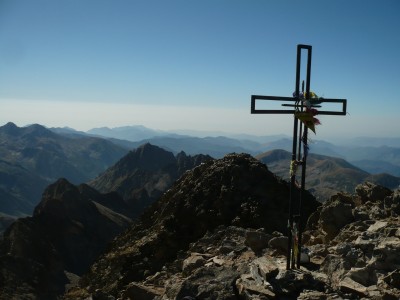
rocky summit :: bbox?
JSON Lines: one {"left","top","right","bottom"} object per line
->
{"left": 66, "top": 163, "right": 400, "bottom": 299}
{"left": 66, "top": 153, "right": 319, "bottom": 298}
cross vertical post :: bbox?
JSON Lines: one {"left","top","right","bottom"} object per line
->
{"left": 250, "top": 44, "right": 347, "bottom": 269}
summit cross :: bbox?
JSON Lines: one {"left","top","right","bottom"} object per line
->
{"left": 250, "top": 44, "right": 347, "bottom": 269}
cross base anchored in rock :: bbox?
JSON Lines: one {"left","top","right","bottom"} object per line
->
{"left": 250, "top": 44, "right": 347, "bottom": 269}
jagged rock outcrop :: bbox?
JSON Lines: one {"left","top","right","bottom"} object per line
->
{"left": 66, "top": 153, "right": 319, "bottom": 298}
{"left": 89, "top": 143, "right": 213, "bottom": 218}
{"left": 0, "top": 178, "right": 132, "bottom": 299}
{"left": 302, "top": 181, "right": 400, "bottom": 299}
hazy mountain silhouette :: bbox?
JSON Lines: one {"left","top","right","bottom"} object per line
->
{"left": 0, "top": 122, "right": 129, "bottom": 216}
{"left": 85, "top": 124, "right": 400, "bottom": 177}
{"left": 87, "top": 125, "right": 164, "bottom": 141}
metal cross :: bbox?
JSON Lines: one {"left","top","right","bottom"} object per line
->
{"left": 251, "top": 44, "right": 347, "bottom": 269}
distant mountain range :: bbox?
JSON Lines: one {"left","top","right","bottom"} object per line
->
{"left": 0, "top": 122, "right": 129, "bottom": 217}
{"left": 87, "top": 125, "right": 165, "bottom": 141}
{"left": 52, "top": 125, "right": 400, "bottom": 177}
{"left": 83, "top": 125, "right": 400, "bottom": 177}
{"left": 1, "top": 122, "right": 400, "bottom": 221}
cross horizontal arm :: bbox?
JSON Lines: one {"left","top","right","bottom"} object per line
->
{"left": 251, "top": 95, "right": 347, "bottom": 115}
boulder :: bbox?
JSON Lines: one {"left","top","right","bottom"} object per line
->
{"left": 384, "top": 189, "right": 400, "bottom": 215}
{"left": 355, "top": 182, "right": 392, "bottom": 203}
{"left": 182, "top": 253, "right": 206, "bottom": 276}
{"left": 382, "top": 269, "right": 400, "bottom": 289}
{"left": 338, "top": 277, "right": 368, "bottom": 297}
{"left": 268, "top": 236, "right": 288, "bottom": 255}
{"left": 319, "top": 199, "right": 353, "bottom": 241}
{"left": 245, "top": 230, "right": 271, "bottom": 253}
{"left": 120, "top": 282, "right": 164, "bottom": 300}
{"left": 236, "top": 273, "right": 276, "bottom": 299}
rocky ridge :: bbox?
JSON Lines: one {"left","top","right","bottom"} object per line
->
{"left": 69, "top": 181, "right": 400, "bottom": 300}
{"left": 65, "top": 153, "right": 319, "bottom": 298}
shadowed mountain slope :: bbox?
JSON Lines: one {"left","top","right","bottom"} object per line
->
{"left": 0, "top": 122, "right": 128, "bottom": 216}
{"left": 0, "top": 159, "right": 48, "bottom": 216}
{"left": 0, "top": 178, "right": 132, "bottom": 299}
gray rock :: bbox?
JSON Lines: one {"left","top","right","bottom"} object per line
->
{"left": 252, "top": 256, "right": 279, "bottom": 281}
{"left": 338, "top": 277, "right": 368, "bottom": 297}
{"left": 174, "top": 265, "right": 239, "bottom": 300}
{"left": 268, "top": 236, "right": 288, "bottom": 254}
{"left": 236, "top": 273, "right": 276, "bottom": 299}
{"left": 384, "top": 189, "right": 400, "bottom": 215}
{"left": 274, "top": 269, "right": 326, "bottom": 296}
{"left": 356, "top": 182, "right": 392, "bottom": 203}
{"left": 297, "top": 290, "right": 339, "bottom": 300}
{"left": 347, "top": 266, "right": 377, "bottom": 287}
{"left": 245, "top": 230, "right": 271, "bottom": 253}
{"left": 319, "top": 199, "right": 353, "bottom": 241}
{"left": 182, "top": 253, "right": 206, "bottom": 276}
{"left": 382, "top": 269, "right": 400, "bottom": 289}
{"left": 119, "top": 283, "right": 164, "bottom": 300}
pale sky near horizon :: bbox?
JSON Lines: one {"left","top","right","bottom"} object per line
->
{"left": 0, "top": 0, "right": 399, "bottom": 138}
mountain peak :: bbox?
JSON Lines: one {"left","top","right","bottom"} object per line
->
{"left": 23, "top": 123, "right": 56, "bottom": 138}
{"left": 4, "top": 121, "right": 17, "bottom": 128}
{"left": 33, "top": 178, "right": 88, "bottom": 219}
{"left": 0, "top": 122, "right": 19, "bottom": 135}
{"left": 124, "top": 143, "right": 176, "bottom": 171}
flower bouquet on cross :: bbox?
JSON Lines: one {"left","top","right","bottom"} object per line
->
{"left": 292, "top": 91, "right": 322, "bottom": 134}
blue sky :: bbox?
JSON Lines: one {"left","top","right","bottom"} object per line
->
{"left": 0, "top": 0, "right": 399, "bottom": 138}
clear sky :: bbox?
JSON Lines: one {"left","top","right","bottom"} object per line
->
{"left": 0, "top": 0, "right": 399, "bottom": 138}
